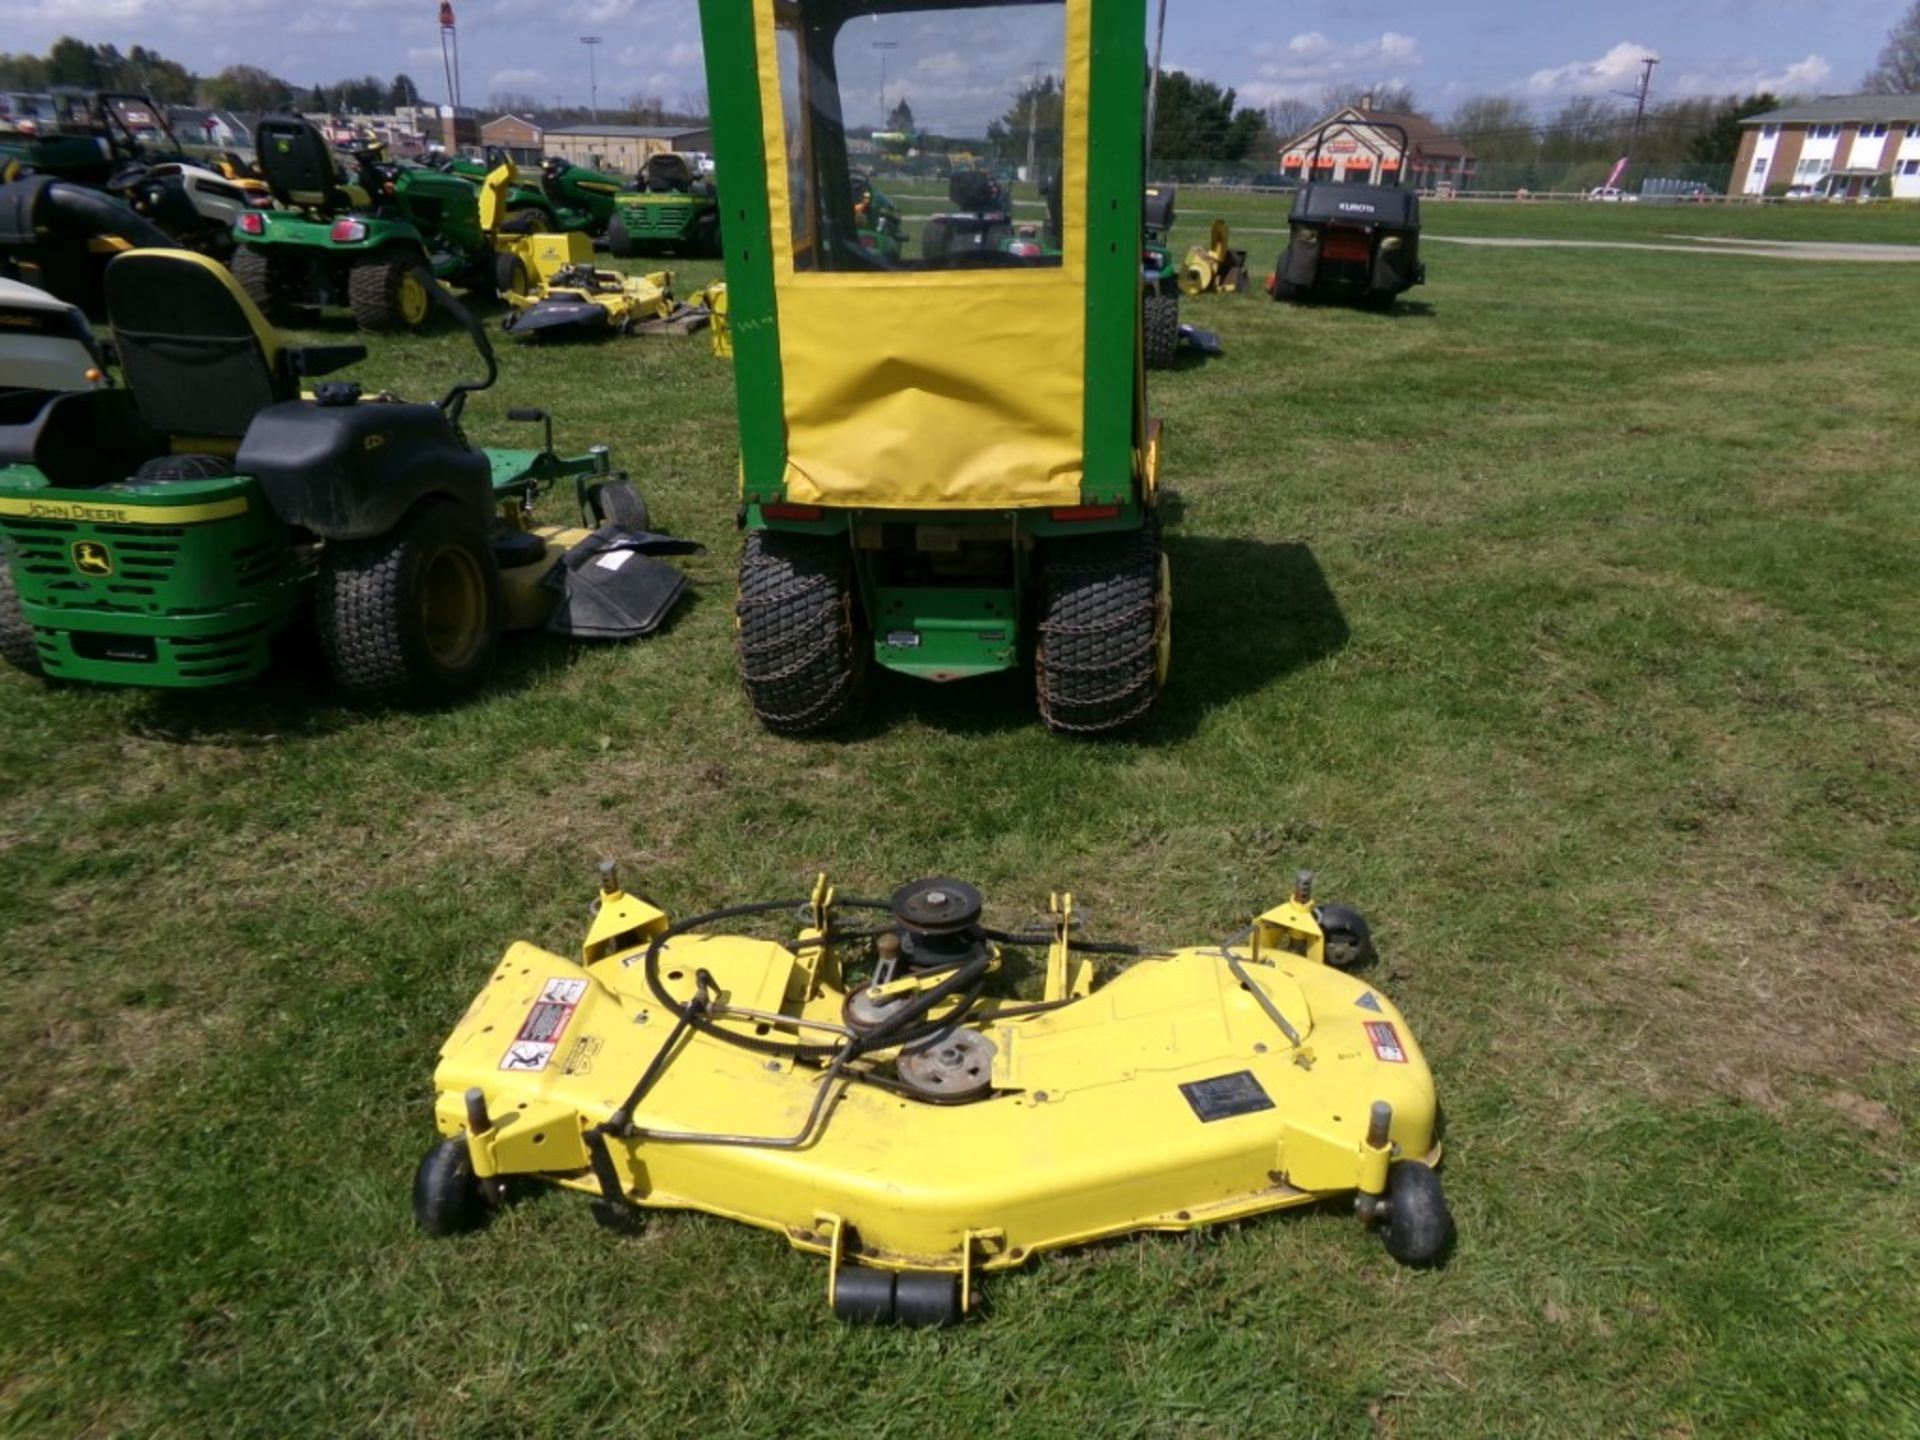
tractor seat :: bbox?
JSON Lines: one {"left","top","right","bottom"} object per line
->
{"left": 104, "top": 248, "right": 366, "bottom": 446}
{"left": 254, "top": 114, "right": 357, "bottom": 213}
{"left": 641, "top": 153, "right": 693, "bottom": 194}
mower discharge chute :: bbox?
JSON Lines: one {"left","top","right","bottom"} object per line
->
{"left": 0, "top": 249, "right": 682, "bottom": 698}
{"left": 700, "top": 0, "right": 1171, "bottom": 737}
{"left": 416, "top": 867, "right": 1450, "bottom": 1323}
{"left": 1268, "top": 119, "right": 1425, "bottom": 307}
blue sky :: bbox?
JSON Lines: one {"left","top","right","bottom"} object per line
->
{"left": 0, "top": 0, "right": 1900, "bottom": 126}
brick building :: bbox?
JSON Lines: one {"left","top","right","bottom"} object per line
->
{"left": 541, "top": 124, "right": 712, "bottom": 175}
{"left": 1733, "top": 95, "right": 1920, "bottom": 199}
{"left": 480, "top": 114, "right": 543, "bottom": 164}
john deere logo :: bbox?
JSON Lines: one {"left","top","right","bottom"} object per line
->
{"left": 70, "top": 540, "right": 113, "bottom": 576}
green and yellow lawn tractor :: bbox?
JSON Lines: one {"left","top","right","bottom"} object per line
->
{"left": 1141, "top": 182, "right": 1180, "bottom": 369}
{"left": 701, "top": 0, "right": 1172, "bottom": 737}
{"left": 232, "top": 115, "right": 502, "bottom": 332}
{"left": 0, "top": 248, "right": 672, "bottom": 701}
{"left": 440, "top": 151, "right": 625, "bottom": 237}
{"left": 414, "top": 866, "right": 1450, "bottom": 1324}
{"left": 607, "top": 153, "right": 721, "bottom": 258}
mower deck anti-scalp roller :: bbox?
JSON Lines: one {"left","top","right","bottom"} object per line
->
{"left": 416, "top": 866, "right": 1451, "bottom": 1324}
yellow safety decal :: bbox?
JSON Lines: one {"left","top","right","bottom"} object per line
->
{"left": 0, "top": 494, "right": 249, "bottom": 525}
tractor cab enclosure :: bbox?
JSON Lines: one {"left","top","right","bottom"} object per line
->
{"left": 699, "top": 0, "right": 1168, "bottom": 737}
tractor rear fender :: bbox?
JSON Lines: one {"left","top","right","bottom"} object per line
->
{"left": 236, "top": 399, "right": 490, "bottom": 540}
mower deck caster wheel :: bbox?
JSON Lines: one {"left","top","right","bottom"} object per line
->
{"left": 1314, "top": 903, "right": 1375, "bottom": 970}
{"left": 1376, "top": 1162, "right": 1451, "bottom": 1267}
{"left": 413, "top": 1137, "right": 488, "bottom": 1236}
{"left": 833, "top": 1268, "right": 961, "bottom": 1326}
{"left": 589, "top": 480, "right": 651, "bottom": 533}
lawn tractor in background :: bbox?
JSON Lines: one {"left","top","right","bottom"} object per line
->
{"left": 1268, "top": 120, "right": 1425, "bottom": 308}
{"left": 850, "top": 170, "right": 905, "bottom": 259}
{"left": 413, "top": 865, "right": 1450, "bottom": 1324}
{"left": 440, "top": 151, "right": 625, "bottom": 237}
{"left": 0, "top": 276, "right": 111, "bottom": 427}
{"left": 0, "top": 92, "right": 267, "bottom": 260}
{"left": 1141, "top": 182, "right": 1180, "bottom": 369}
{"left": 0, "top": 172, "right": 175, "bottom": 316}
{"left": 701, "top": 0, "right": 1172, "bottom": 737}
{"left": 232, "top": 116, "right": 505, "bottom": 332}
{"left": 0, "top": 248, "right": 683, "bottom": 700}
{"left": 920, "top": 169, "right": 1013, "bottom": 261}
{"left": 607, "top": 153, "right": 721, "bottom": 258}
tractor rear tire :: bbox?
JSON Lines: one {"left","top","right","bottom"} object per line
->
{"left": 231, "top": 247, "right": 300, "bottom": 323}
{"left": 0, "top": 565, "right": 41, "bottom": 676}
{"left": 1143, "top": 291, "right": 1180, "bottom": 369}
{"left": 736, "top": 529, "right": 865, "bottom": 735}
{"left": 1035, "top": 527, "right": 1167, "bottom": 736}
{"left": 413, "top": 1137, "right": 488, "bottom": 1236}
{"left": 348, "top": 255, "right": 433, "bottom": 334}
{"left": 316, "top": 498, "right": 502, "bottom": 706}
{"left": 606, "top": 215, "right": 635, "bottom": 258}
{"left": 1378, "top": 1162, "right": 1452, "bottom": 1266}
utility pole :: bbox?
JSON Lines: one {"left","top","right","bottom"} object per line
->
{"left": 579, "top": 35, "right": 603, "bottom": 122}
{"left": 873, "top": 40, "right": 898, "bottom": 128}
{"left": 1025, "top": 61, "right": 1044, "bottom": 183}
{"left": 1145, "top": 0, "right": 1168, "bottom": 162}
{"left": 1614, "top": 55, "right": 1658, "bottom": 187}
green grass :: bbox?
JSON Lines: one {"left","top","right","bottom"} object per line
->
{"left": 2, "top": 204, "right": 1918, "bottom": 1438}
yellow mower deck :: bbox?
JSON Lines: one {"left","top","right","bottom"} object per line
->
{"left": 422, "top": 873, "right": 1447, "bottom": 1320}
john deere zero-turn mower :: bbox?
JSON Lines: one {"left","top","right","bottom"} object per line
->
{"left": 701, "top": 0, "right": 1172, "bottom": 737}
{"left": 0, "top": 248, "right": 675, "bottom": 699}
{"left": 414, "top": 866, "right": 1450, "bottom": 1323}
{"left": 607, "top": 152, "right": 721, "bottom": 258}
{"left": 1268, "top": 120, "right": 1425, "bottom": 308}
{"left": 232, "top": 115, "right": 501, "bottom": 332}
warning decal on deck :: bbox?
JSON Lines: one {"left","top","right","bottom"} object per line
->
{"left": 1364, "top": 1020, "right": 1407, "bottom": 1063}
{"left": 1179, "top": 1070, "right": 1276, "bottom": 1123}
{"left": 499, "top": 978, "right": 589, "bottom": 1072}
{"left": 1354, "top": 991, "right": 1382, "bottom": 1012}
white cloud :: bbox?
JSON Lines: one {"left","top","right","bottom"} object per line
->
{"left": 1234, "top": 29, "right": 1424, "bottom": 107}
{"left": 1525, "top": 41, "right": 1661, "bottom": 97}
{"left": 1666, "top": 52, "right": 1832, "bottom": 94}
{"left": 489, "top": 67, "right": 548, "bottom": 89}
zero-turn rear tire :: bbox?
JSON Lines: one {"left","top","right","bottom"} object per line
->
{"left": 0, "top": 564, "right": 41, "bottom": 675}
{"left": 1143, "top": 291, "right": 1180, "bottom": 369}
{"left": 736, "top": 529, "right": 865, "bottom": 735}
{"left": 1035, "top": 527, "right": 1168, "bottom": 736}
{"left": 316, "top": 498, "right": 502, "bottom": 705}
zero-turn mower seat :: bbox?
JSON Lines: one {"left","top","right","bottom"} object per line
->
{"left": 253, "top": 114, "right": 355, "bottom": 213}
{"left": 104, "top": 247, "right": 292, "bottom": 443}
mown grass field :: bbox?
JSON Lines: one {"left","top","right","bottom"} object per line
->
{"left": 1, "top": 199, "right": 1916, "bottom": 1438}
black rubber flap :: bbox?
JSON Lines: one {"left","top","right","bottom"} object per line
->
{"left": 502, "top": 298, "right": 614, "bottom": 338}
{"left": 542, "top": 524, "right": 701, "bottom": 639}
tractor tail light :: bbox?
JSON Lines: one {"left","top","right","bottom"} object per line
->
{"left": 330, "top": 219, "right": 367, "bottom": 243}
{"left": 237, "top": 211, "right": 265, "bottom": 235}
{"left": 1050, "top": 505, "right": 1121, "bottom": 522}
{"left": 1323, "top": 227, "right": 1372, "bottom": 263}
{"left": 762, "top": 503, "right": 823, "bottom": 521}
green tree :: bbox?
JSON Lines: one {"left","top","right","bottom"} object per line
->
{"left": 886, "top": 96, "right": 914, "bottom": 132}
{"left": 47, "top": 36, "right": 106, "bottom": 89}
{"left": 389, "top": 73, "right": 421, "bottom": 108}
{"left": 1448, "top": 95, "right": 1535, "bottom": 163}
{"left": 1150, "top": 70, "right": 1263, "bottom": 162}
{"left": 204, "top": 65, "right": 294, "bottom": 113}
{"left": 126, "top": 45, "right": 195, "bottom": 103}
{"left": 1864, "top": 1, "right": 1920, "bottom": 91}
{"left": 0, "top": 52, "right": 51, "bottom": 92}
